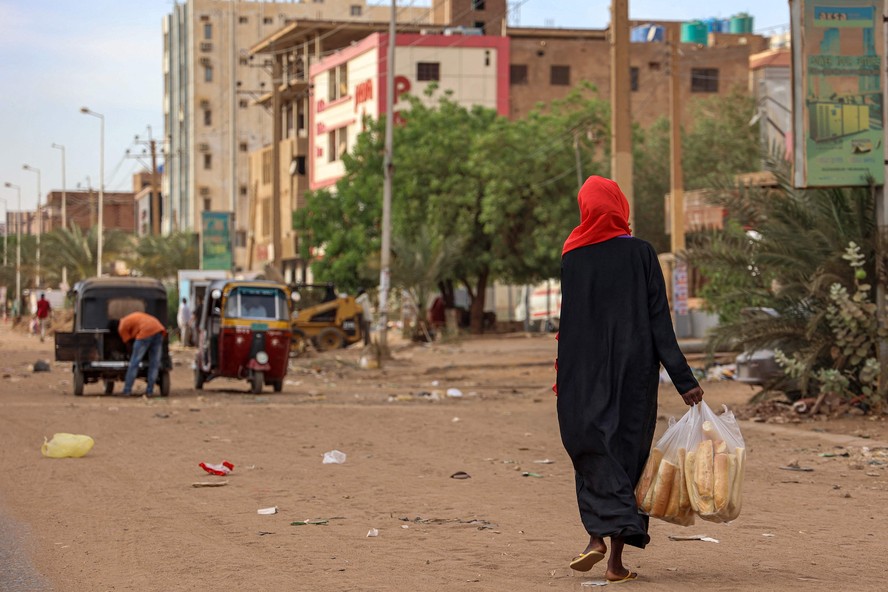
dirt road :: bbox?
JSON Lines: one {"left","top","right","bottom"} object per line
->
{"left": 1, "top": 323, "right": 887, "bottom": 591}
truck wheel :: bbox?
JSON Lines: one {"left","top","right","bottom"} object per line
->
{"left": 316, "top": 327, "right": 345, "bottom": 351}
{"left": 250, "top": 371, "right": 264, "bottom": 394}
{"left": 160, "top": 371, "right": 171, "bottom": 397}
{"left": 290, "top": 330, "right": 308, "bottom": 357}
{"left": 103, "top": 380, "right": 115, "bottom": 395}
{"left": 73, "top": 368, "right": 85, "bottom": 396}
{"left": 194, "top": 367, "right": 205, "bottom": 390}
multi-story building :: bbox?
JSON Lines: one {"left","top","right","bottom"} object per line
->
{"left": 162, "top": 0, "right": 437, "bottom": 269}
{"left": 42, "top": 190, "right": 136, "bottom": 234}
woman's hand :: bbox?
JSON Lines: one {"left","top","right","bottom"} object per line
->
{"left": 680, "top": 385, "right": 704, "bottom": 406}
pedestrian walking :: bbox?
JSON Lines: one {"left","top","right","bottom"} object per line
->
{"left": 555, "top": 176, "right": 704, "bottom": 582}
{"left": 110, "top": 312, "right": 167, "bottom": 396}
{"left": 35, "top": 294, "right": 51, "bottom": 343}
{"left": 177, "top": 297, "right": 192, "bottom": 346}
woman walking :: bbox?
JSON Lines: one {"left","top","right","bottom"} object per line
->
{"left": 556, "top": 176, "right": 703, "bottom": 582}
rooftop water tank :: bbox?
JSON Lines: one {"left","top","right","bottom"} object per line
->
{"left": 681, "top": 21, "right": 707, "bottom": 45}
{"left": 703, "top": 18, "right": 722, "bottom": 33}
{"left": 631, "top": 25, "right": 652, "bottom": 43}
{"left": 729, "top": 13, "right": 754, "bottom": 34}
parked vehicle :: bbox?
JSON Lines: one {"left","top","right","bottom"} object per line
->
{"left": 514, "top": 280, "right": 561, "bottom": 332}
{"left": 54, "top": 277, "right": 172, "bottom": 396}
{"left": 194, "top": 279, "right": 293, "bottom": 393}
{"left": 733, "top": 308, "right": 785, "bottom": 385}
{"left": 289, "top": 283, "right": 364, "bottom": 355}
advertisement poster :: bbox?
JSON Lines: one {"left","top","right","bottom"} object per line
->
{"left": 200, "top": 211, "right": 233, "bottom": 271}
{"left": 791, "top": 0, "right": 884, "bottom": 187}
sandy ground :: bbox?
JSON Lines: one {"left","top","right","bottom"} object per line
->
{"left": 1, "top": 321, "right": 888, "bottom": 592}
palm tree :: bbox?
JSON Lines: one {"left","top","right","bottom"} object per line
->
{"left": 42, "top": 226, "right": 132, "bottom": 285}
{"left": 129, "top": 232, "right": 198, "bottom": 280}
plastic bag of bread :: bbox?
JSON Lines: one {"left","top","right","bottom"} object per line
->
{"left": 635, "top": 401, "right": 746, "bottom": 525}
{"left": 634, "top": 410, "right": 697, "bottom": 526}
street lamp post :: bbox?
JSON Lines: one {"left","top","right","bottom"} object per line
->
{"left": 80, "top": 107, "right": 104, "bottom": 277}
{"left": 52, "top": 143, "right": 68, "bottom": 287}
{"left": 0, "top": 198, "right": 7, "bottom": 267}
{"left": 4, "top": 182, "right": 22, "bottom": 318}
{"left": 22, "top": 164, "right": 41, "bottom": 287}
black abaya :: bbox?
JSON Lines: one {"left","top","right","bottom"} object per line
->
{"left": 556, "top": 237, "right": 698, "bottom": 549}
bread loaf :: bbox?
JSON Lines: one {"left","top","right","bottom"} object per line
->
{"left": 702, "top": 420, "right": 719, "bottom": 441}
{"left": 713, "top": 452, "right": 734, "bottom": 511}
{"left": 684, "top": 449, "right": 700, "bottom": 511}
{"left": 635, "top": 448, "right": 663, "bottom": 508}
{"left": 664, "top": 466, "right": 682, "bottom": 518}
{"left": 715, "top": 439, "right": 728, "bottom": 454}
{"left": 694, "top": 439, "right": 715, "bottom": 514}
{"left": 650, "top": 460, "right": 677, "bottom": 517}
{"left": 724, "top": 446, "right": 746, "bottom": 520}
{"left": 678, "top": 448, "right": 691, "bottom": 512}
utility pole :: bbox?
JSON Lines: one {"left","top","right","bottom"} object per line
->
{"left": 127, "top": 126, "right": 163, "bottom": 236}
{"left": 271, "top": 52, "right": 283, "bottom": 270}
{"left": 669, "top": 27, "right": 685, "bottom": 254}
{"left": 610, "top": 0, "right": 633, "bottom": 227}
{"left": 378, "top": 0, "right": 396, "bottom": 358}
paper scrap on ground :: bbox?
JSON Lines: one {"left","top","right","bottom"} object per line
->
{"left": 533, "top": 459, "right": 554, "bottom": 464}
{"left": 290, "top": 519, "right": 329, "bottom": 526}
{"left": 668, "top": 534, "right": 719, "bottom": 543}
{"left": 446, "top": 388, "right": 463, "bottom": 398}
{"left": 323, "top": 450, "right": 347, "bottom": 464}
{"left": 580, "top": 580, "right": 608, "bottom": 587}
{"left": 192, "top": 481, "right": 228, "bottom": 488}
{"left": 258, "top": 506, "right": 278, "bottom": 515}
{"left": 199, "top": 460, "right": 234, "bottom": 475}
{"left": 367, "top": 528, "right": 379, "bottom": 537}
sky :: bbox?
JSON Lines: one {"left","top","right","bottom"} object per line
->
{"left": 0, "top": 0, "right": 790, "bottom": 212}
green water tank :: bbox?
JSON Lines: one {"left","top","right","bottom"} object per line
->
{"left": 729, "top": 13, "right": 754, "bottom": 34}
{"left": 681, "top": 21, "right": 707, "bottom": 44}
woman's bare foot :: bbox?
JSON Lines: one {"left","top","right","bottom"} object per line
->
{"left": 569, "top": 535, "right": 608, "bottom": 571}
{"left": 583, "top": 535, "right": 607, "bottom": 555}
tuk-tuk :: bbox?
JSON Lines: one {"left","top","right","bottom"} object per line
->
{"left": 194, "top": 279, "right": 292, "bottom": 393}
{"left": 54, "top": 277, "right": 173, "bottom": 396}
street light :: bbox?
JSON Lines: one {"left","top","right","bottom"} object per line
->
{"left": 22, "top": 164, "right": 41, "bottom": 287}
{"left": 3, "top": 182, "right": 22, "bottom": 318}
{"left": 80, "top": 107, "right": 104, "bottom": 277}
{"left": 52, "top": 142, "right": 68, "bottom": 288}
{"left": 0, "top": 197, "right": 7, "bottom": 267}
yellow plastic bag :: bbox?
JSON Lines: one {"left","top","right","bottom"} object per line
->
{"left": 41, "top": 433, "right": 95, "bottom": 458}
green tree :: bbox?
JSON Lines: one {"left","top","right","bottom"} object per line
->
{"left": 129, "top": 231, "right": 199, "bottom": 280}
{"left": 41, "top": 226, "right": 131, "bottom": 285}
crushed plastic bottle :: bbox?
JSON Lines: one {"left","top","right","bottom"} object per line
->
{"left": 41, "top": 433, "right": 95, "bottom": 458}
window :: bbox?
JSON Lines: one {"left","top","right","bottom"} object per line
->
{"left": 472, "top": 0, "right": 486, "bottom": 9}
{"left": 239, "top": 142, "right": 248, "bottom": 152}
{"left": 691, "top": 68, "right": 719, "bottom": 93}
{"left": 204, "top": 109, "right": 212, "bottom": 126}
{"left": 327, "top": 128, "right": 348, "bottom": 163}
{"left": 239, "top": 56, "right": 248, "bottom": 66}
{"left": 204, "top": 65, "right": 213, "bottom": 82}
{"left": 240, "top": 185, "right": 248, "bottom": 197}
{"left": 238, "top": 16, "right": 248, "bottom": 24}
{"left": 327, "top": 65, "right": 348, "bottom": 101}
{"left": 417, "top": 62, "right": 440, "bottom": 82}
{"left": 263, "top": 16, "right": 273, "bottom": 25}
{"left": 649, "top": 61, "right": 661, "bottom": 71}
{"left": 550, "top": 65, "right": 570, "bottom": 86}
{"left": 204, "top": 23, "right": 212, "bottom": 40}
{"left": 294, "top": 156, "right": 306, "bottom": 175}
{"left": 235, "top": 230, "right": 247, "bottom": 248}
{"left": 203, "top": 197, "right": 212, "bottom": 211}
{"left": 350, "top": 5, "right": 362, "bottom": 16}
{"left": 203, "top": 153, "right": 212, "bottom": 170}
{"left": 510, "top": 64, "right": 528, "bottom": 85}
{"left": 630, "top": 67, "right": 639, "bottom": 92}
{"left": 239, "top": 99, "right": 249, "bottom": 108}
{"left": 474, "top": 21, "right": 486, "bottom": 33}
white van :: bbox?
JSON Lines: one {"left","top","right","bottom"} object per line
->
{"left": 514, "top": 280, "right": 561, "bottom": 331}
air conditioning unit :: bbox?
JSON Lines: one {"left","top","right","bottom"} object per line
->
{"left": 199, "top": 57, "right": 211, "bottom": 66}
{"left": 198, "top": 143, "right": 210, "bottom": 152}
{"left": 199, "top": 187, "right": 210, "bottom": 196}
{"left": 199, "top": 99, "right": 210, "bottom": 109}
{"left": 200, "top": 42, "right": 213, "bottom": 52}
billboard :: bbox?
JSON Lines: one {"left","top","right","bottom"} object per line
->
{"left": 200, "top": 211, "right": 233, "bottom": 271}
{"left": 790, "top": 0, "right": 884, "bottom": 187}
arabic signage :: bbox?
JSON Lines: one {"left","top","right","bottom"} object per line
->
{"left": 200, "top": 211, "right": 233, "bottom": 271}
{"left": 790, "top": 0, "right": 884, "bottom": 187}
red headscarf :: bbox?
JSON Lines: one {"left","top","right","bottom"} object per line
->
{"left": 562, "top": 176, "right": 631, "bottom": 256}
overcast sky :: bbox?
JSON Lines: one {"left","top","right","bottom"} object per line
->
{"left": 0, "top": 0, "right": 789, "bottom": 210}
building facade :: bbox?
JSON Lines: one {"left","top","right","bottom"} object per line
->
{"left": 42, "top": 191, "right": 136, "bottom": 234}
{"left": 162, "top": 0, "right": 438, "bottom": 269}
